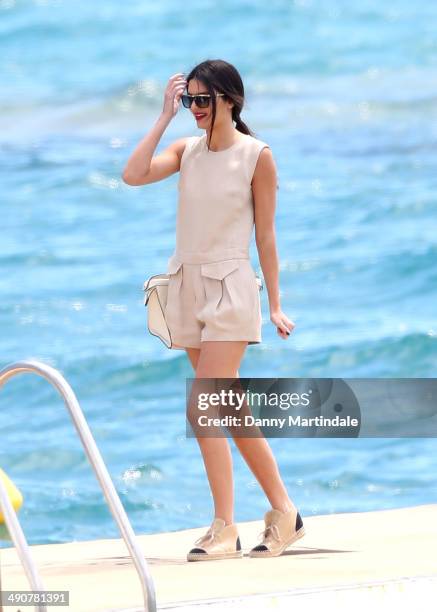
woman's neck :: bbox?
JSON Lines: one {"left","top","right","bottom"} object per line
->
{"left": 205, "top": 126, "right": 241, "bottom": 152}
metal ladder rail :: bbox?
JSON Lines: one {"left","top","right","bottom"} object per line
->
{"left": 0, "top": 474, "right": 47, "bottom": 612}
{"left": 0, "top": 359, "right": 157, "bottom": 612}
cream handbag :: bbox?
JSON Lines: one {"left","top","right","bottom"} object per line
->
{"left": 143, "top": 272, "right": 263, "bottom": 349}
{"left": 143, "top": 273, "right": 173, "bottom": 348}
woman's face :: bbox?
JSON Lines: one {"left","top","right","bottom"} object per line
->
{"left": 186, "top": 78, "right": 232, "bottom": 129}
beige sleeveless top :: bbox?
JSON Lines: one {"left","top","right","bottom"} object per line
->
{"left": 167, "top": 132, "right": 270, "bottom": 270}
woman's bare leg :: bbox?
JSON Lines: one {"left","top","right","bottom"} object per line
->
{"left": 186, "top": 341, "right": 248, "bottom": 525}
{"left": 229, "top": 365, "right": 296, "bottom": 513}
{"left": 231, "top": 427, "right": 296, "bottom": 513}
{"left": 184, "top": 346, "right": 201, "bottom": 371}
{"left": 184, "top": 342, "right": 296, "bottom": 520}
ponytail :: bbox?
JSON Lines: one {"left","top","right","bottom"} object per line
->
{"left": 232, "top": 107, "right": 255, "bottom": 136}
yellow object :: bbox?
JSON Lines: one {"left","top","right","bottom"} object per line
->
{"left": 0, "top": 468, "right": 24, "bottom": 524}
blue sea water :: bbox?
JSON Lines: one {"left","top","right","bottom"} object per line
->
{"left": 1, "top": 0, "right": 437, "bottom": 547}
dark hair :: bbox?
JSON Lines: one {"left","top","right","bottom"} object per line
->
{"left": 185, "top": 59, "right": 255, "bottom": 152}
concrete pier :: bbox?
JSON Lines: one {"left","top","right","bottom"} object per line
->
{"left": 1, "top": 503, "right": 436, "bottom": 611}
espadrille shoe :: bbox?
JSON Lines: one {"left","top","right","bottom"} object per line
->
{"left": 248, "top": 507, "right": 305, "bottom": 558}
{"left": 187, "top": 517, "right": 243, "bottom": 562}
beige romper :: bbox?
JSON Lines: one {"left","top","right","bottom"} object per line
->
{"left": 165, "top": 131, "right": 270, "bottom": 350}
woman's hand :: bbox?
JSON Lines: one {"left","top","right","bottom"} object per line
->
{"left": 270, "top": 308, "right": 296, "bottom": 340}
{"left": 162, "top": 73, "right": 187, "bottom": 119}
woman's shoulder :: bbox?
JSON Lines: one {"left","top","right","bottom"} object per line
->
{"left": 244, "top": 133, "right": 271, "bottom": 152}
{"left": 241, "top": 134, "right": 272, "bottom": 183}
{"left": 180, "top": 134, "right": 203, "bottom": 163}
{"left": 242, "top": 134, "right": 272, "bottom": 167}
{"left": 183, "top": 134, "right": 203, "bottom": 149}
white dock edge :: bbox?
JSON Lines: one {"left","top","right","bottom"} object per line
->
{"left": 1, "top": 504, "right": 436, "bottom": 611}
{"left": 148, "top": 575, "right": 437, "bottom": 612}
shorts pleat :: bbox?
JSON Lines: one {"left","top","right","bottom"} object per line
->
{"left": 164, "top": 258, "right": 262, "bottom": 350}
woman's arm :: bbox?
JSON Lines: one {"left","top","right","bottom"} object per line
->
{"left": 122, "top": 72, "right": 187, "bottom": 186}
{"left": 252, "top": 148, "right": 295, "bottom": 339}
{"left": 122, "top": 124, "right": 187, "bottom": 186}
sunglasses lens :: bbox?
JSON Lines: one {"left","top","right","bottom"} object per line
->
{"left": 181, "top": 95, "right": 212, "bottom": 109}
{"left": 197, "top": 96, "right": 210, "bottom": 108}
{"left": 181, "top": 95, "right": 191, "bottom": 108}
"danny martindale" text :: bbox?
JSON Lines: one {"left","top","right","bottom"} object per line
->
{"left": 197, "top": 415, "right": 359, "bottom": 428}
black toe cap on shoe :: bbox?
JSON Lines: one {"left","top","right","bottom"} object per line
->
{"left": 251, "top": 544, "right": 268, "bottom": 551}
{"left": 189, "top": 548, "right": 207, "bottom": 554}
{"left": 296, "top": 512, "right": 304, "bottom": 530}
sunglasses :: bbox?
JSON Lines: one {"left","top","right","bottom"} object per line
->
{"left": 181, "top": 93, "right": 225, "bottom": 109}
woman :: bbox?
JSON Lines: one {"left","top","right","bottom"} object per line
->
{"left": 122, "top": 59, "right": 305, "bottom": 561}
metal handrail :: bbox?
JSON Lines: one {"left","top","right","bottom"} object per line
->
{"left": 0, "top": 359, "right": 156, "bottom": 612}
{"left": 0, "top": 475, "right": 47, "bottom": 612}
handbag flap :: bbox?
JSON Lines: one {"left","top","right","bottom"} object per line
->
{"left": 143, "top": 274, "right": 169, "bottom": 292}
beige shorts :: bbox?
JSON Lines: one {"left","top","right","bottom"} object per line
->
{"left": 164, "top": 258, "right": 262, "bottom": 350}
